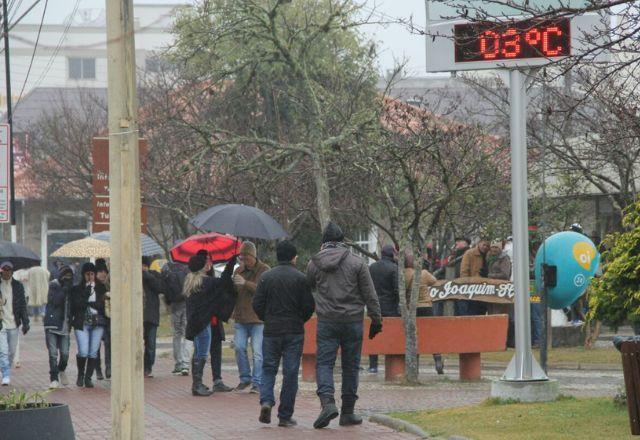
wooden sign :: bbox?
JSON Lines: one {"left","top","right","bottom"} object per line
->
{"left": 428, "top": 277, "right": 514, "bottom": 304}
{"left": 92, "top": 137, "right": 148, "bottom": 233}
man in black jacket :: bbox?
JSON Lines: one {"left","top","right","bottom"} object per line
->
{"left": 0, "top": 261, "right": 29, "bottom": 386}
{"left": 44, "top": 265, "right": 74, "bottom": 388}
{"left": 253, "top": 240, "right": 315, "bottom": 428}
{"left": 367, "top": 244, "right": 398, "bottom": 373}
{"left": 142, "top": 257, "right": 162, "bottom": 378}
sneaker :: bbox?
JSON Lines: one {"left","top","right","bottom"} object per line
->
{"left": 259, "top": 404, "right": 272, "bottom": 424}
{"left": 250, "top": 385, "right": 260, "bottom": 394}
{"left": 171, "top": 367, "right": 182, "bottom": 376}
{"left": 144, "top": 371, "right": 154, "bottom": 378}
{"left": 59, "top": 371, "right": 69, "bottom": 386}
{"left": 1, "top": 377, "right": 10, "bottom": 386}
{"left": 180, "top": 368, "right": 189, "bottom": 376}
{"left": 49, "top": 380, "right": 60, "bottom": 389}
{"left": 367, "top": 367, "right": 378, "bottom": 374}
{"left": 13, "top": 361, "right": 20, "bottom": 369}
{"left": 278, "top": 418, "right": 297, "bottom": 427}
{"left": 235, "top": 381, "right": 251, "bottom": 391}
{"left": 213, "top": 380, "right": 233, "bottom": 392}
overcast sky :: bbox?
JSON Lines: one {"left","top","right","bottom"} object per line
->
{"left": 13, "top": 0, "right": 428, "bottom": 76}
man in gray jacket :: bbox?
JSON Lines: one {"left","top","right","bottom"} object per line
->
{"left": 307, "top": 222, "right": 382, "bottom": 429}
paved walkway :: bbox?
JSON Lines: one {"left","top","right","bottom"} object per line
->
{"left": 2, "top": 322, "right": 623, "bottom": 439}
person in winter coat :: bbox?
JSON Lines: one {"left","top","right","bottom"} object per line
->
{"left": 232, "top": 241, "right": 270, "bottom": 393}
{"left": 185, "top": 254, "right": 237, "bottom": 396}
{"left": 254, "top": 240, "right": 315, "bottom": 428}
{"left": 458, "top": 239, "right": 490, "bottom": 316}
{"left": 94, "top": 259, "right": 110, "bottom": 380}
{"left": 367, "top": 244, "right": 398, "bottom": 373}
{"left": 70, "top": 262, "right": 107, "bottom": 388}
{"left": 162, "top": 259, "right": 191, "bottom": 376}
{"left": 306, "top": 222, "right": 382, "bottom": 429}
{"left": 44, "top": 265, "right": 74, "bottom": 389}
{"left": 404, "top": 251, "right": 444, "bottom": 374}
{"left": 27, "top": 266, "right": 50, "bottom": 320}
{"left": 142, "top": 256, "right": 163, "bottom": 378}
{"left": 487, "top": 240, "right": 512, "bottom": 281}
{"left": 0, "top": 261, "right": 29, "bottom": 386}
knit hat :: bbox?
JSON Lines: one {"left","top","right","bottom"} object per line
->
{"left": 381, "top": 244, "right": 397, "bottom": 259}
{"left": 81, "top": 262, "right": 96, "bottom": 276}
{"left": 240, "top": 241, "right": 257, "bottom": 258}
{"left": 95, "top": 258, "right": 109, "bottom": 273}
{"left": 188, "top": 254, "right": 206, "bottom": 273}
{"left": 321, "top": 221, "right": 344, "bottom": 244}
{"left": 58, "top": 265, "right": 73, "bottom": 280}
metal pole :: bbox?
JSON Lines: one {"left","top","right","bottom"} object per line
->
{"left": 2, "top": 0, "right": 16, "bottom": 243}
{"left": 502, "top": 69, "right": 546, "bottom": 381}
{"left": 105, "top": 0, "right": 144, "bottom": 438}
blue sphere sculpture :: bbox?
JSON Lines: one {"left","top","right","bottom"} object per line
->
{"left": 534, "top": 231, "right": 600, "bottom": 309}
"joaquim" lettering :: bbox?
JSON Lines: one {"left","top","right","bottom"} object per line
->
{"left": 428, "top": 281, "right": 515, "bottom": 301}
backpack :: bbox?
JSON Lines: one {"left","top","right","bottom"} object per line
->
{"left": 162, "top": 263, "right": 187, "bottom": 304}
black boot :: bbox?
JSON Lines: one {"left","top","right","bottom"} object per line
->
{"left": 339, "top": 395, "right": 363, "bottom": 426}
{"left": 313, "top": 394, "right": 339, "bottom": 429}
{"left": 76, "top": 356, "right": 86, "bottom": 387}
{"left": 434, "top": 354, "right": 444, "bottom": 375}
{"left": 191, "top": 358, "right": 213, "bottom": 396}
{"left": 95, "top": 351, "right": 104, "bottom": 380}
{"left": 84, "top": 358, "right": 95, "bottom": 388}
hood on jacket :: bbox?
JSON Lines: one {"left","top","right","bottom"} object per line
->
{"left": 312, "top": 245, "right": 350, "bottom": 272}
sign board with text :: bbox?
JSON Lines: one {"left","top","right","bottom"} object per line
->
{"left": 429, "top": 277, "right": 514, "bottom": 304}
{"left": 0, "top": 124, "right": 10, "bottom": 223}
{"left": 92, "top": 137, "right": 148, "bottom": 233}
{"left": 425, "top": 0, "right": 606, "bottom": 72}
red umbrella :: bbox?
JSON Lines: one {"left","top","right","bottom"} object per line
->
{"left": 170, "top": 232, "right": 241, "bottom": 264}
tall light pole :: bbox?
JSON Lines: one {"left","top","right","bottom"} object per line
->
{"left": 105, "top": 0, "right": 144, "bottom": 438}
{"left": 2, "top": 0, "right": 17, "bottom": 242}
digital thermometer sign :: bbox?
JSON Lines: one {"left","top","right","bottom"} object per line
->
{"left": 454, "top": 18, "right": 571, "bottom": 63}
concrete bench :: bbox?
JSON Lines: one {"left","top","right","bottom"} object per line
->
{"left": 302, "top": 314, "right": 508, "bottom": 381}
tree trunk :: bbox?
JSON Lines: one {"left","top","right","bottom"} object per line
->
{"left": 398, "top": 235, "right": 420, "bottom": 384}
{"left": 310, "top": 151, "right": 332, "bottom": 230}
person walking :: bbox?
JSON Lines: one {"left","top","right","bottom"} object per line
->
{"left": 367, "top": 244, "right": 398, "bottom": 374}
{"left": 185, "top": 254, "right": 236, "bottom": 396}
{"left": 70, "top": 263, "right": 107, "bottom": 388}
{"left": 94, "top": 259, "right": 111, "bottom": 380}
{"left": 232, "top": 241, "right": 270, "bottom": 394}
{"left": 44, "top": 265, "right": 74, "bottom": 389}
{"left": 142, "top": 257, "right": 163, "bottom": 378}
{"left": 0, "top": 261, "right": 30, "bottom": 386}
{"left": 307, "top": 222, "right": 382, "bottom": 429}
{"left": 253, "top": 240, "right": 315, "bottom": 427}
{"left": 162, "top": 259, "right": 191, "bottom": 376}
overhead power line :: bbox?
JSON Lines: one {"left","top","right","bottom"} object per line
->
{"left": 13, "top": 0, "right": 46, "bottom": 108}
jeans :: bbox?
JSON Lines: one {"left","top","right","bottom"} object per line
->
{"left": 234, "top": 322, "right": 264, "bottom": 386}
{"left": 0, "top": 328, "right": 19, "bottom": 379}
{"left": 260, "top": 333, "right": 304, "bottom": 421}
{"left": 316, "top": 321, "right": 363, "bottom": 400}
{"left": 75, "top": 324, "right": 105, "bottom": 358}
{"left": 455, "top": 300, "right": 487, "bottom": 316}
{"left": 193, "top": 325, "right": 211, "bottom": 360}
{"left": 143, "top": 322, "right": 158, "bottom": 373}
{"left": 45, "top": 330, "right": 70, "bottom": 382}
{"left": 531, "top": 302, "right": 542, "bottom": 346}
{"left": 210, "top": 324, "right": 223, "bottom": 381}
{"left": 171, "top": 302, "right": 190, "bottom": 370}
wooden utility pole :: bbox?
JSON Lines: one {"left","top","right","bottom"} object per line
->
{"left": 105, "top": 1, "right": 144, "bottom": 439}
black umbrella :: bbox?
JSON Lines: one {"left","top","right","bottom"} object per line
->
{"left": 0, "top": 241, "right": 41, "bottom": 270}
{"left": 190, "top": 204, "right": 289, "bottom": 240}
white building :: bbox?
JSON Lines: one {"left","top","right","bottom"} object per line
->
{"left": 0, "top": 3, "right": 186, "bottom": 106}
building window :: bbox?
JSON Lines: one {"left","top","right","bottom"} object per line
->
{"left": 68, "top": 57, "right": 96, "bottom": 80}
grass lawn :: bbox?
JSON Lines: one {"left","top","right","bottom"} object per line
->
{"left": 393, "top": 397, "right": 633, "bottom": 440}
{"left": 481, "top": 347, "right": 620, "bottom": 366}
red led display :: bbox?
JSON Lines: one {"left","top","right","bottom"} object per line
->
{"left": 454, "top": 18, "right": 571, "bottom": 63}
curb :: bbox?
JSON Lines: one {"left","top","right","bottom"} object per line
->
{"left": 368, "top": 414, "right": 431, "bottom": 438}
